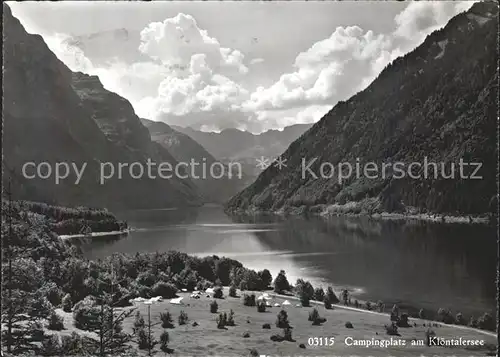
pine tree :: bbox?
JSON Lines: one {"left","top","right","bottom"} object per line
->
{"left": 87, "top": 262, "right": 136, "bottom": 356}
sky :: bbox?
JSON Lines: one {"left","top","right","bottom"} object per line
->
{"left": 8, "top": 1, "right": 473, "bottom": 133}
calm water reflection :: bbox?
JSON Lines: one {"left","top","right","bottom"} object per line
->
{"left": 78, "top": 206, "right": 497, "bottom": 317}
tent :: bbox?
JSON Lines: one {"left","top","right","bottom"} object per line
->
{"left": 282, "top": 300, "right": 291, "bottom": 306}
{"left": 131, "top": 297, "right": 147, "bottom": 303}
{"left": 273, "top": 303, "right": 281, "bottom": 307}
{"left": 206, "top": 288, "right": 215, "bottom": 294}
{"left": 257, "top": 295, "right": 267, "bottom": 301}
{"left": 170, "top": 297, "right": 184, "bottom": 305}
{"left": 149, "top": 296, "right": 163, "bottom": 303}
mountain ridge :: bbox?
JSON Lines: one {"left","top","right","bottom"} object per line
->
{"left": 227, "top": 2, "right": 498, "bottom": 217}
{"left": 2, "top": 4, "right": 201, "bottom": 209}
{"left": 141, "top": 118, "right": 248, "bottom": 202}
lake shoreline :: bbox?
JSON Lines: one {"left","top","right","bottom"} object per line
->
{"left": 59, "top": 228, "right": 132, "bottom": 240}
{"left": 226, "top": 203, "right": 493, "bottom": 225}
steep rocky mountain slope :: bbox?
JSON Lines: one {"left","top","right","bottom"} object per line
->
{"left": 227, "top": 2, "right": 498, "bottom": 216}
{"left": 173, "top": 124, "right": 313, "bottom": 179}
{"left": 2, "top": 5, "right": 201, "bottom": 209}
{"left": 141, "top": 118, "right": 248, "bottom": 202}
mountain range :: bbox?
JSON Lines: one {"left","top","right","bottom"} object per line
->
{"left": 172, "top": 124, "right": 313, "bottom": 179}
{"left": 2, "top": 5, "right": 200, "bottom": 210}
{"left": 140, "top": 118, "right": 247, "bottom": 202}
{"left": 227, "top": 2, "right": 498, "bottom": 217}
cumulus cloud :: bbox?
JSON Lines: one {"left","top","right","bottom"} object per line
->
{"left": 244, "top": 1, "right": 471, "bottom": 113}
{"left": 134, "top": 54, "right": 249, "bottom": 120}
{"left": 394, "top": 1, "right": 473, "bottom": 44}
{"left": 243, "top": 26, "right": 392, "bottom": 112}
{"left": 138, "top": 13, "right": 248, "bottom": 75}
{"left": 42, "top": 2, "right": 472, "bottom": 133}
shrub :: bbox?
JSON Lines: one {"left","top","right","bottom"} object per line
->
{"left": 160, "top": 311, "right": 174, "bottom": 328}
{"left": 48, "top": 311, "right": 65, "bottom": 331}
{"left": 283, "top": 327, "right": 293, "bottom": 341}
{"left": 229, "top": 285, "right": 237, "bottom": 297}
{"left": 249, "top": 348, "right": 259, "bottom": 357}
{"left": 151, "top": 281, "right": 177, "bottom": 298}
{"left": 41, "top": 335, "right": 61, "bottom": 356}
{"left": 314, "top": 288, "right": 325, "bottom": 302}
{"left": 385, "top": 323, "right": 399, "bottom": 335}
{"left": 137, "top": 328, "right": 157, "bottom": 350}
{"left": 213, "top": 286, "right": 224, "bottom": 299}
{"left": 262, "top": 323, "right": 271, "bottom": 329}
{"left": 311, "top": 309, "right": 326, "bottom": 325}
{"left": 160, "top": 331, "right": 170, "bottom": 353}
{"left": 72, "top": 297, "right": 100, "bottom": 331}
{"left": 210, "top": 300, "right": 218, "bottom": 313}
{"left": 239, "top": 270, "right": 265, "bottom": 291}
{"left": 376, "top": 300, "right": 384, "bottom": 312}
{"left": 242, "top": 331, "right": 250, "bottom": 338}
{"left": 136, "top": 272, "right": 157, "bottom": 287}
{"left": 397, "top": 313, "right": 410, "bottom": 327}
{"left": 133, "top": 311, "right": 145, "bottom": 334}
{"left": 345, "top": 321, "right": 353, "bottom": 328}
{"left": 227, "top": 310, "right": 235, "bottom": 326}
{"left": 178, "top": 310, "right": 188, "bottom": 325}
{"left": 326, "top": 287, "right": 339, "bottom": 304}
{"left": 296, "top": 279, "right": 314, "bottom": 303}
{"left": 135, "top": 284, "right": 152, "bottom": 299}
{"left": 391, "top": 304, "right": 400, "bottom": 317}
{"left": 468, "top": 316, "right": 478, "bottom": 328}
{"left": 258, "top": 269, "right": 273, "bottom": 288}
{"left": 273, "top": 270, "right": 290, "bottom": 293}
{"left": 62, "top": 293, "right": 73, "bottom": 313}
{"left": 299, "top": 343, "right": 306, "bottom": 348}
{"left": 308, "top": 308, "right": 319, "bottom": 322}
{"left": 324, "top": 298, "right": 332, "bottom": 310}
{"left": 276, "top": 310, "right": 290, "bottom": 328}
{"left": 243, "top": 294, "right": 256, "bottom": 307}
{"left": 477, "top": 313, "right": 494, "bottom": 331}
{"left": 364, "top": 301, "right": 372, "bottom": 311}
{"left": 192, "top": 321, "right": 198, "bottom": 326}
{"left": 41, "top": 282, "right": 63, "bottom": 307}
{"left": 455, "top": 312, "right": 465, "bottom": 325}
{"left": 217, "top": 312, "right": 227, "bottom": 329}
{"left": 257, "top": 301, "right": 266, "bottom": 313}
{"left": 60, "top": 332, "right": 83, "bottom": 355}
{"left": 425, "top": 328, "right": 436, "bottom": 346}
{"left": 300, "top": 295, "right": 310, "bottom": 307}
{"left": 437, "top": 308, "right": 454, "bottom": 324}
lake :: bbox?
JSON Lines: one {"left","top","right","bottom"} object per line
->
{"left": 77, "top": 205, "right": 497, "bottom": 318}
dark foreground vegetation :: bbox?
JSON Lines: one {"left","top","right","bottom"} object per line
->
{"left": 1, "top": 199, "right": 496, "bottom": 356}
